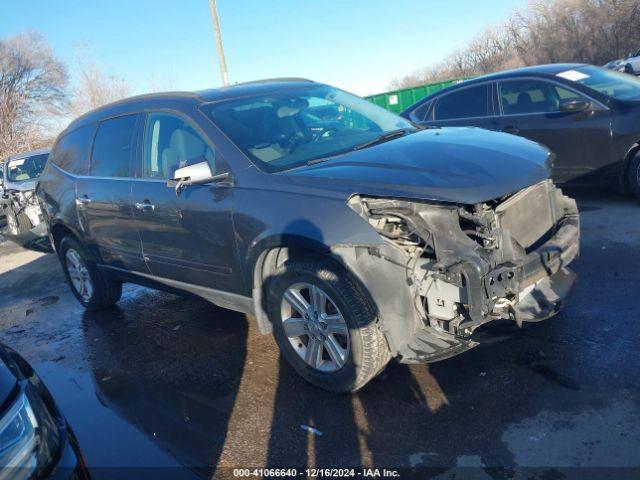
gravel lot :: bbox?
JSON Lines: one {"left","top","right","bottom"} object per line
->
{"left": 0, "top": 189, "right": 638, "bottom": 479}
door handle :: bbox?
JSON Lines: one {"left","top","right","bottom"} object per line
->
{"left": 75, "top": 195, "right": 91, "bottom": 206}
{"left": 502, "top": 125, "right": 520, "bottom": 134}
{"left": 135, "top": 200, "right": 155, "bottom": 212}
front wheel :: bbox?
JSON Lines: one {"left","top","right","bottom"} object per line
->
{"left": 628, "top": 152, "right": 640, "bottom": 200}
{"left": 266, "top": 256, "right": 391, "bottom": 392}
{"left": 58, "top": 236, "right": 122, "bottom": 311}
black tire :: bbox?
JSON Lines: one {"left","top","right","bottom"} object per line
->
{"left": 628, "top": 152, "right": 640, "bottom": 199}
{"left": 266, "top": 256, "right": 391, "bottom": 392}
{"left": 58, "top": 236, "right": 122, "bottom": 311}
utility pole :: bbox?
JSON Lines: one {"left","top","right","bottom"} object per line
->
{"left": 208, "top": 0, "right": 229, "bottom": 86}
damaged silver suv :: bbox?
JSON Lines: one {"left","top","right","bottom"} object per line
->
{"left": 1, "top": 149, "right": 49, "bottom": 251}
{"left": 36, "top": 79, "right": 579, "bottom": 392}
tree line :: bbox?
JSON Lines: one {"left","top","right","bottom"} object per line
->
{"left": 390, "top": 0, "right": 640, "bottom": 89}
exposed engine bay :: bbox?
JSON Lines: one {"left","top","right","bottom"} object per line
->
{"left": 348, "top": 180, "right": 580, "bottom": 361}
{"left": 1, "top": 189, "right": 50, "bottom": 251}
{"left": 3, "top": 190, "right": 42, "bottom": 234}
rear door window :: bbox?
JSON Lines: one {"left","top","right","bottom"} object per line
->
{"left": 91, "top": 114, "right": 138, "bottom": 177}
{"left": 50, "top": 124, "right": 96, "bottom": 175}
{"left": 433, "top": 84, "right": 490, "bottom": 120}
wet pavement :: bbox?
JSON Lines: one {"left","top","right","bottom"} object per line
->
{"left": 0, "top": 190, "right": 639, "bottom": 479}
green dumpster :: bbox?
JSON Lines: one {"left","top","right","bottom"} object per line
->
{"left": 365, "top": 77, "right": 472, "bottom": 113}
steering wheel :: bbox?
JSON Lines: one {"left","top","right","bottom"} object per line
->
{"left": 313, "top": 126, "right": 339, "bottom": 142}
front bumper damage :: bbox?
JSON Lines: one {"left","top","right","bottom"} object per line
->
{"left": 1, "top": 189, "right": 52, "bottom": 252}
{"left": 347, "top": 180, "right": 579, "bottom": 363}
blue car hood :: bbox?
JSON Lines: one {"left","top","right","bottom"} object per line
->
{"left": 285, "top": 127, "right": 552, "bottom": 204}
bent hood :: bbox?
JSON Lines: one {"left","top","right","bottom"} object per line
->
{"left": 285, "top": 127, "right": 552, "bottom": 204}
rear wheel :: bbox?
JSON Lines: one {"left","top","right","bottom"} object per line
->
{"left": 58, "top": 236, "right": 122, "bottom": 310}
{"left": 628, "top": 152, "right": 640, "bottom": 200}
{"left": 266, "top": 256, "right": 391, "bottom": 392}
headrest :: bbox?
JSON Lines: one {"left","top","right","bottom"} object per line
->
{"left": 276, "top": 97, "right": 309, "bottom": 118}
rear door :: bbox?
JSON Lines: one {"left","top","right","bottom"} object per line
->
{"left": 416, "top": 83, "right": 496, "bottom": 130}
{"left": 494, "top": 78, "right": 612, "bottom": 184}
{"left": 75, "top": 114, "right": 146, "bottom": 271}
{"left": 131, "top": 111, "right": 241, "bottom": 294}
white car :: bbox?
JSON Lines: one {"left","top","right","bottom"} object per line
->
{"left": 605, "top": 49, "right": 640, "bottom": 75}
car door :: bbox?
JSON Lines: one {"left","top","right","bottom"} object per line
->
{"left": 416, "top": 83, "right": 496, "bottom": 130}
{"left": 131, "top": 110, "right": 242, "bottom": 294}
{"left": 75, "top": 114, "right": 146, "bottom": 272}
{"left": 494, "top": 78, "right": 612, "bottom": 184}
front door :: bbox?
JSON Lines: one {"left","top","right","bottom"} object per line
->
{"left": 75, "top": 114, "right": 146, "bottom": 272}
{"left": 131, "top": 111, "right": 242, "bottom": 294}
{"left": 494, "top": 78, "right": 612, "bottom": 184}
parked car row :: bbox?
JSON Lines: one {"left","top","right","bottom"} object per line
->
{"left": 5, "top": 62, "right": 639, "bottom": 397}
{"left": 7, "top": 61, "right": 638, "bottom": 475}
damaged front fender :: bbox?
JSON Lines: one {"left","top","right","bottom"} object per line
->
{"left": 347, "top": 179, "right": 579, "bottom": 363}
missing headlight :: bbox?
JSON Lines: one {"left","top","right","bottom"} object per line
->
{"left": 348, "top": 195, "right": 433, "bottom": 255}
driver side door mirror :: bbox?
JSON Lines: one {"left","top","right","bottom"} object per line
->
{"left": 167, "top": 160, "right": 232, "bottom": 195}
{"left": 559, "top": 98, "right": 591, "bottom": 113}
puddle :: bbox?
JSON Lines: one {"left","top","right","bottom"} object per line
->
{"left": 502, "top": 401, "right": 640, "bottom": 467}
{"left": 34, "top": 361, "right": 201, "bottom": 477}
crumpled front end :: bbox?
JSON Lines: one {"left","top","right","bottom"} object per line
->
{"left": 348, "top": 179, "right": 579, "bottom": 363}
{"left": 1, "top": 189, "right": 51, "bottom": 251}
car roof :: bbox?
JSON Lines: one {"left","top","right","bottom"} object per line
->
{"left": 469, "top": 63, "right": 589, "bottom": 81}
{"left": 64, "top": 78, "right": 322, "bottom": 133}
{"left": 3, "top": 148, "right": 50, "bottom": 162}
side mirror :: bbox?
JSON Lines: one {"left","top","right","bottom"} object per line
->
{"left": 559, "top": 98, "right": 591, "bottom": 113}
{"left": 167, "top": 160, "right": 231, "bottom": 195}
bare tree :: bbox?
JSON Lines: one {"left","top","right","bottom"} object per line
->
{"left": 0, "top": 32, "right": 68, "bottom": 159}
{"left": 70, "top": 47, "right": 131, "bottom": 117}
{"left": 390, "top": 0, "right": 640, "bottom": 90}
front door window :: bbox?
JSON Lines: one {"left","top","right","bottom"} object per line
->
{"left": 143, "top": 113, "right": 215, "bottom": 179}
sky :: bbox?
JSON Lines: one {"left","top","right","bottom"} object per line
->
{"left": 2, "top": 0, "right": 525, "bottom": 97}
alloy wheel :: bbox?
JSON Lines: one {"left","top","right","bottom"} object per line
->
{"left": 65, "top": 249, "right": 94, "bottom": 302}
{"left": 280, "top": 282, "right": 350, "bottom": 372}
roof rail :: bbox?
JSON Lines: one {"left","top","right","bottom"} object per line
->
{"left": 227, "top": 77, "right": 314, "bottom": 87}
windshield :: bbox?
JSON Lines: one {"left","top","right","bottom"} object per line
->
{"left": 7, "top": 154, "right": 48, "bottom": 182}
{"left": 557, "top": 66, "right": 640, "bottom": 101}
{"left": 204, "top": 85, "right": 415, "bottom": 172}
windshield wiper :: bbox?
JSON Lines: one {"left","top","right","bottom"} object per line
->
{"left": 352, "top": 129, "right": 412, "bottom": 151}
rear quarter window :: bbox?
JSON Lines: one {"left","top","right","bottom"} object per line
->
{"left": 50, "top": 124, "right": 96, "bottom": 176}
{"left": 412, "top": 100, "right": 433, "bottom": 121}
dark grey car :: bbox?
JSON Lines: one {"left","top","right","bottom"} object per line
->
{"left": 36, "top": 79, "right": 580, "bottom": 392}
